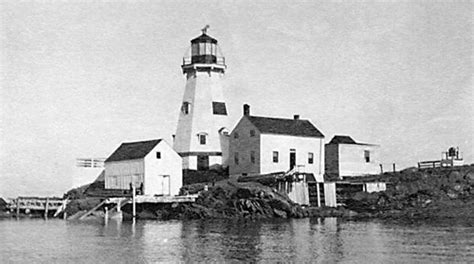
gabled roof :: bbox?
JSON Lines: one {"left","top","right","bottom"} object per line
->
{"left": 105, "top": 139, "right": 162, "bottom": 162}
{"left": 245, "top": 116, "right": 324, "bottom": 138}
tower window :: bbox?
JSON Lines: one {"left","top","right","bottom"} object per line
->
{"left": 273, "top": 151, "right": 279, "bottom": 163}
{"left": 364, "top": 150, "right": 370, "bottom": 163}
{"left": 199, "top": 134, "right": 207, "bottom": 145}
{"left": 250, "top": 151, "right": 255, "bottom": 164}
{"left": 250, "top": 130, "right": 255, "bottom": 137}
{"left": 212, "top": 102, "right": 227, "bottom": 115}
{"left": 234, "top": 152, "right": 239, "bottom": 165}
{"left": 156, "top": 152, "right": 161, "bottom": 159}
{"left": 182, "top": 102, "right": 191, "bottom": 114}
{"left": 308, "top": 152, "right": 314, "bottom": 164}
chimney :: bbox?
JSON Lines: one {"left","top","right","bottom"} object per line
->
{"left": 293, "top": 114, "right": 300, "bottom": 120}
{"left": 243, "top": 104, "right": 250, "bottom": 116}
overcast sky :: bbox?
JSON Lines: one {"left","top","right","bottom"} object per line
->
{"left": 1, "top": 1, "right": 472, "bottom": 197}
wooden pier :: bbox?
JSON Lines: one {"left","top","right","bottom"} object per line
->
{"left": 8, "top": 196, "right": 68, "bottom": 218}
{"left": 70, "top": 195, "right": 198, "bottom": 221}
{"left": 106, "top": 194, "right": 198, "bottom": 205}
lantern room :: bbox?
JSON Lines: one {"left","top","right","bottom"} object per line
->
{"left": 182, "top": 26, "right": 226, "bottom": 74}
{"left": 191, "top": 34, "right": 218, "bottom": 64}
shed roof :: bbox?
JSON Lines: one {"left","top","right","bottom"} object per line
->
{"left": 105, "top": 139, "right": 162, "bottom": 162}
{"left": 246, "top": 116, "right": 324, "bottom": 138}
{"left": 328, "top": 135, "right": 357, "bottom": 144}
{"left": 328, "top": 135, "right": 377, "bottom": 146}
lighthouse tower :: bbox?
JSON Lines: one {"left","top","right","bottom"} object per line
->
{"left": 173, "top": 27, "right": 230, "bottom": 170}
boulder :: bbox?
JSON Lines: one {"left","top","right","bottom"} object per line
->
{"left": 273, "top": 209, "right": 287, "bottom": 218}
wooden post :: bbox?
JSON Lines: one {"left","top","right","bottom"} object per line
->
{"left": 392, "top": 163, "right": 396, "bottom": 172}
{"left": 44, "top": 198, "right": 49, "bottom": 219}
{"left": 104, "top": 207, "right": 109, "bottom": 223}
{"left": 16, "top": 198, "right": 20, "bottom": 218}
{"left": 316, "top": 183, "right": 321, "bottom": 207}
{"left": 132, "top": 184, "right": 136, "bottom": 220}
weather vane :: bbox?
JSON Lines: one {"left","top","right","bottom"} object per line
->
{"left": 201, "top": 25, "right": 210, "bottom": 34}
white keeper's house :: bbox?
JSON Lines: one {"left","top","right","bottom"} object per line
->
{"left": 325, "top": 135, "right": 380, "bottom": 178}
{"left": 104, "top": 139, "right": 182, "bottom": 196}
{"left": 229, "top": 105, "right": 325, "bottom": 182}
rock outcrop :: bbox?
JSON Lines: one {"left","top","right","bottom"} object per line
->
{"left": 344, "top": 166, "right": 474, "bottom": 224}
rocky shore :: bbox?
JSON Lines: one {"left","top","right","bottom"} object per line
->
{"left": 345, "top": 165, "right": 474, "bottom": 225}
{"left": 154, "top": 181, "right": 355, "bottom": 220}
{"left": 65, "top": 181, "right": 355, "bottom": 221}
{"left": 62, "top": 165, "right": 473, "bottom": 224}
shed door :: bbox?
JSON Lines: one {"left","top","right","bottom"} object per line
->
{"left": 155, "top": 175, "right": 170, "bottom": 196}
{"left": 162, "top": 175, "right": 170, "bottom": 196}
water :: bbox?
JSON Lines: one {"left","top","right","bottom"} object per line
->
{"left": 1, "top": 218, "right": 473, "bottom": 263}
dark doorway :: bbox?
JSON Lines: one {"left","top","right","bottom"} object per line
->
{"left": 289, "top": 150, "right": 296, "bottom": 170}
{"left": 197, "top": 155, "right": 209, "bottom": 170}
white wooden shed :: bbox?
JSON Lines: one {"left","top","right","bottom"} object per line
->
{"left": 104, "top": 139, "right": 182, "bottom": 196}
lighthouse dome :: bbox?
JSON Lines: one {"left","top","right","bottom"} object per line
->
{"left": 190, "top": 33, "right": 218, "bottom": 44}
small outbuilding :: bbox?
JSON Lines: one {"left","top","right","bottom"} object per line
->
{"left": 104, "top": 139, "right": 182, "bottom": 196}
{"left": 325, "top": 135, "right": 380, "bottom": 178}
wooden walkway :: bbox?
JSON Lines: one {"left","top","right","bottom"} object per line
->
{"left": 69, "top": 195, "right": 198, "bottom": 221}
{"left": 106, "top": 194, "right": 198, "bottom": 205}
{"left": 8, "top": 197, "right": 68, "bottom": 218}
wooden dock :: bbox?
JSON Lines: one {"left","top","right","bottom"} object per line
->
{"left": 8, "top": 196, "right": 68, "bottom": 218}
{"left": 106, "top": 194, "right": 198, "bottom": 205}
{"left": 69, "top": 195, "right": 199, "bottom": 221}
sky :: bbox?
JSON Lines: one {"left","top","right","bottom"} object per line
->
{"left": 0, "top": 1, "right": 472, "bottom": 198}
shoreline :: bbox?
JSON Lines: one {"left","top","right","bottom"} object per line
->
{"left": 4, "top": 165, "right": 473, "bottom": 226}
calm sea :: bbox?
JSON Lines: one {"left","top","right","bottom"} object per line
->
{"left": 1, "top": 217, "right": 473, "bottom": 263}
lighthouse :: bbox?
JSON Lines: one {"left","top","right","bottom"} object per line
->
{"left": 173, "top": 27, "right": 230, "bottom": 171}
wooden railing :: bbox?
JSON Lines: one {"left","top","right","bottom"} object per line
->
{"left": 418, "top": 160, "right": 441, "bottom": 169}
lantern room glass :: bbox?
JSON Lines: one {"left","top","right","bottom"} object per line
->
{"left": 192, "top": 44, "right": 198, "bottom": 56}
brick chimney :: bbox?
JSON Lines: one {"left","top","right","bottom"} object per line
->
{"left": 243, "top": 104, "right": 250, "bottom": 116}
{"left": 293, "top": 114, "right": 300, "bottom": 120}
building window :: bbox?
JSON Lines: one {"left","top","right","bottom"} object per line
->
{"left": 250, "top": 130, "right": 255, "bottom": 137}
{"left": 156, "top": 152, "right": 161, "bottom": 159}
{"left": 181, "top": 102, "right": 190, "bottom": 114}
{"left": 234, "top": 152, "right": 239, "bottom": 165}
{"left": 250, "top": 151, "right": 255, "bottom": 164}
{"left": 308, "top": 152, "right": 314, "bottom": 164}
{"left": 364, "top": 150, "right": 370, "bottom": 163}
{"left": 199, "top": 134, "right": 207, "bottom": 145}
{"left": 273, "top": 151, "right": 279, "bottom": 163}
{"left": 234, "top": 132, "right": 239, "bottom": 139}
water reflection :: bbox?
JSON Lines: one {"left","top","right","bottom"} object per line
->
{"left": 1, "top": 218, "right": 473, "bottom": 263}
